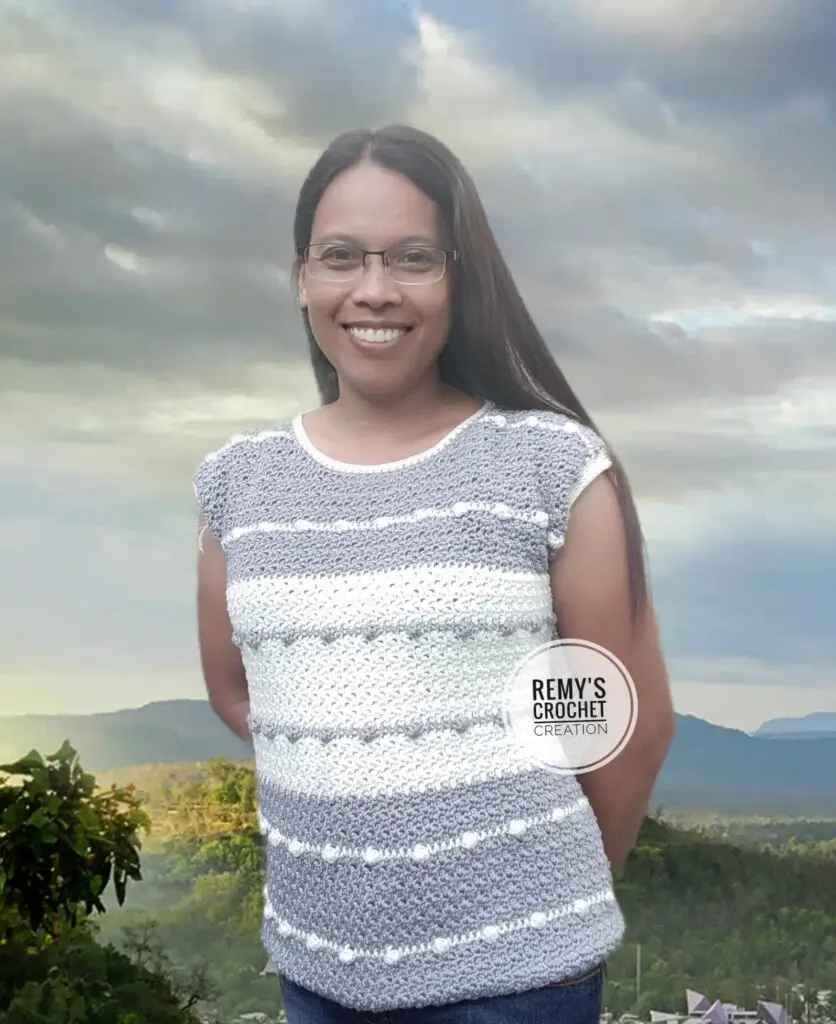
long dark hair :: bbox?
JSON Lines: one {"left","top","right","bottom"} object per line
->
{"left": 292, "top": 124, "right": 649, "bottom": 626}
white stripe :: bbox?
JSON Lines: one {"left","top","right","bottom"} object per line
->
{"left": 253, "top": 725, "right": 537, "bottom": 799}
{"left": 227, "top": 564, "right": 553, "bottom": 636}
{"left": 482, "top": 412, "right": 584, "bottom": 434}
{"left": 203, "top": 428, "right": 291, "bottom": 462}
{"left": 264, "top": 888, "right": 617, "bottom": 964}
{"left": 244, "top": 626, "right": 553, "bottom": 734}
{"left": 257, "top": 796, "right": 590, "bottom": 864}
{"left": 222, "top": 501, "right": 549, "bottom": 546}
{"left": 569, "top": 451, "right": 613, "bottom": 507}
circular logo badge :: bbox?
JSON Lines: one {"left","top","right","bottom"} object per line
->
{"left": 501, "top": 639, "right": 637, "bottom": 775}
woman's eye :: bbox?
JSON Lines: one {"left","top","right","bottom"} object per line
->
{"left": 394, "top": 249, "right": 433, "bottom": 266}
{"left": 323, "top": 248, "right": 356, "bottom": 262}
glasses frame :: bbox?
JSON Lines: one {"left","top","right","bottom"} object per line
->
{"left": 297, "top": 243, "right": 459, "bottom": 286}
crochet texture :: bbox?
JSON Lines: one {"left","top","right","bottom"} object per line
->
{"left": 194, "top": 399, "right": 625, "bottom": 1012}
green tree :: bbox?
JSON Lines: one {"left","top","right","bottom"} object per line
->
{"left": 1, "top": 921, "right": 204, "bottom": 1024}
{"left": 0, "top": 741, "right": 150, "bottom": 942}
{"left": 0, "top": 744, "right": 205, "bottom": 1023}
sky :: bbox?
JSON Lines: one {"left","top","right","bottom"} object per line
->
{"left": 1, "top": 0, "right": 834, "bottom": 731}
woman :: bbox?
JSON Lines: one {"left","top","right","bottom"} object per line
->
{"left": 195, "top": 124, "right": 675, "bottom": 1024}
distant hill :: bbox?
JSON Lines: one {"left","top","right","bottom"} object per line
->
{"left": 2, "top": 701, "right": 836, "bottom": 814}
{"left": 754, "top": 710, "right": 836, "bottom": 740}
{"left": 654, "top": 713, "right": 836, "bottom": 814}
{"left": 0, "top": 699, "right": 249, "bottom": 774}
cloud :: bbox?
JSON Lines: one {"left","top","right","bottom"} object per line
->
{"left": 1, "top": 0, "right": 833, "bottom": 717}
{"left": 655, "top": 532, "right": 836, "bottom": 669}
{"left": 566, "top": 0, "right": 796, "bottom": 53}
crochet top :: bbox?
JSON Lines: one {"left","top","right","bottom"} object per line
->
{"left": 193, "top": 399, "right": 626, "bottom": 1013}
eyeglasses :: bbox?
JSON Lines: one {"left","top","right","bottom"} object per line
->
{"left": 298, "top": 243, "right": 458, "bottom": 285}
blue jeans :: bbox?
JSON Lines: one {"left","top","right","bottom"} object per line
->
{"left": 279, "top": 962, "right": 605, "bottom": 1023}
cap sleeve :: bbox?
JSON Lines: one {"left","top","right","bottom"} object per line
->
{"left": 544, "top": 418, "right": 613, "bottom": 557}
{"left": 193, "top": 447, "right": 229, "bottom": 544}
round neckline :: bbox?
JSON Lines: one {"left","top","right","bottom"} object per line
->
{"left": 291, "top": 400, "right": 492, "bottom": 474}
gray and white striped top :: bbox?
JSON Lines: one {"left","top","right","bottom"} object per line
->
{"left": 194, "top": 399, "right": 626, "bottom": 1013}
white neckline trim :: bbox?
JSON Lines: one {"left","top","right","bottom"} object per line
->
{"left": 291, "top": 400, "right": 491, "bottom": 474}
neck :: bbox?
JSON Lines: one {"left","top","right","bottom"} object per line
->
{"left": 329, "top": 375, "right": 475, "bottom": 438}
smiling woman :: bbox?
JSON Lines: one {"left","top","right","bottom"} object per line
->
{"left": 193, "top": 123, "right": 674, "bottom": 1024}
{"left": 295, "top": 161, "right": 457, "bottom": 410}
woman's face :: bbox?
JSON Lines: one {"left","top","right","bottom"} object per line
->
{"left": 298, "top": 160, "right": 453, "bottom": 400}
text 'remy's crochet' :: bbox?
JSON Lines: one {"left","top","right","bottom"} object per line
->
{"left": 194, "top": 400, "right": 625, "bottom": 1013}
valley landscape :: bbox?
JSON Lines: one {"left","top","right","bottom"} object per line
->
{"left": 2, "top": 701, "right": 835, "bottom": 1022}
{"left": 4, "top": 699, "right": 836, "bottom": 813}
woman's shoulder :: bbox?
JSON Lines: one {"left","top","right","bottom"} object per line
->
{"left": 196, "top": 420, "right": 295, "bottom": 475}
{"left": 481, "top": 402, "right": 607, "bottom": 454}
{"left": 193, "top": 420, "right": 295, "bottom": 534}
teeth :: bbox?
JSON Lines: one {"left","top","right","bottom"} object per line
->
{"left": 347, "top": 327, "right": 408, "bottom": 344}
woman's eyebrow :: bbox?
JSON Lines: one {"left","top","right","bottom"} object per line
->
{"left": 310, "top": 232, "right": 441, "bottom": 246}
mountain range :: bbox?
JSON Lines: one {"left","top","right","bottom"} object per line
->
{"left": 1, "top": 701, "right": 835, "bottom": 814}
{"left": 754, "top": 711, "right": 836, "bottom": 739}
{"left": 0, "top": 700, "right": 248, "bottom": 775}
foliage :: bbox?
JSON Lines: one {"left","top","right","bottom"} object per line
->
{"left": 0, "top": 741, "right": 150, "bottom": 941}
{"left": 0, "top": 920, "right": 204, "bottom": 1024}
{"left": 0, "top": 745, "right": 209, "bottom": 1024}
{"left": 603, "top": 815, "right": 836, "bottom": 1016}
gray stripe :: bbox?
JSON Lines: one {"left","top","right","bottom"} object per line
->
{"left": 207, "top": 416, "right": 557, "bottom": 538}
{"left": 195, "top": 407, "right": 607, "bottom": 561}
{"left": 256, "top": 767, "right": 587, "bottom": 851}
{"left": 223, "top": 512, "right": 547, "bottom": 582}
{"left": 234, "top": 613, "right": 555, "bottom": 650}
{"left": 263, "top": 801, "right": 613, "bottom": 949}
{"left": 249, "top": 708, "right": 507, "bottom": 744}
{"left": 264, "top": 898, "right": 623, "bottom": 1013}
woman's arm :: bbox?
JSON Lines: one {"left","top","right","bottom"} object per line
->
{"left": 196, "top": 520, "right": 251, "bottom": 742}
{"left": 549, "top": 472, "right": 675, "bottom": 874}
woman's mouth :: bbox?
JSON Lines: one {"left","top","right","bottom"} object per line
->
{"left": 342, "top": 325, "right": 413, "bottom": 348}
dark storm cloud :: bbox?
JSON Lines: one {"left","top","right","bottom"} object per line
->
{"left": 428, "top": 0, "right": 836, "bottom": 112}
{"left": 3, "top": 0, "right": 836, "bottom": 410}
{"left": 36, "top": 0, "right": 421, "bottom": 141}
{"left": 425, "top": 0, "right": 836, "bottom": 247}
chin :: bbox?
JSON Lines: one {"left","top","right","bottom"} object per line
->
{"left": 338, "top": 366, "right": 425, "bottom": 401}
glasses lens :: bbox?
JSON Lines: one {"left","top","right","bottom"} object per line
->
{"left": 304, "top": 244, "right": 448, "bottom": 284}
{"left": 305, "top": 244, "right": 363, "bottom": 281}
{"left": 386, "top": 246, "right": 447, "bottom": 285}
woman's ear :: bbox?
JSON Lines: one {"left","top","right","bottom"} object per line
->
{"left": 298, "top": 262, "right": 308, "bottom": 308}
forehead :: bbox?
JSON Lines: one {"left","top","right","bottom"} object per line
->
{"left": 310, "top": 161, "right": 443, "bottom": 245}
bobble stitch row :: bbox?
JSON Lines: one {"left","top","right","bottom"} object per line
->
{"left": 249, "top": 710, "right": 508, "bottom": 745}
{"left": 223, "top": 502, "right": 550, "bottom": 546}
{"left": 235, "top": 617, "right": 555, "bottom": 651}
{"left": 258, "top": 797, "right": 589, "bottom": 865}
{"left": 262, "top": 889, "right": 616, "bottom": 967}
{"left": 483, "top": 412, "right": 581, "bottom": 434}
